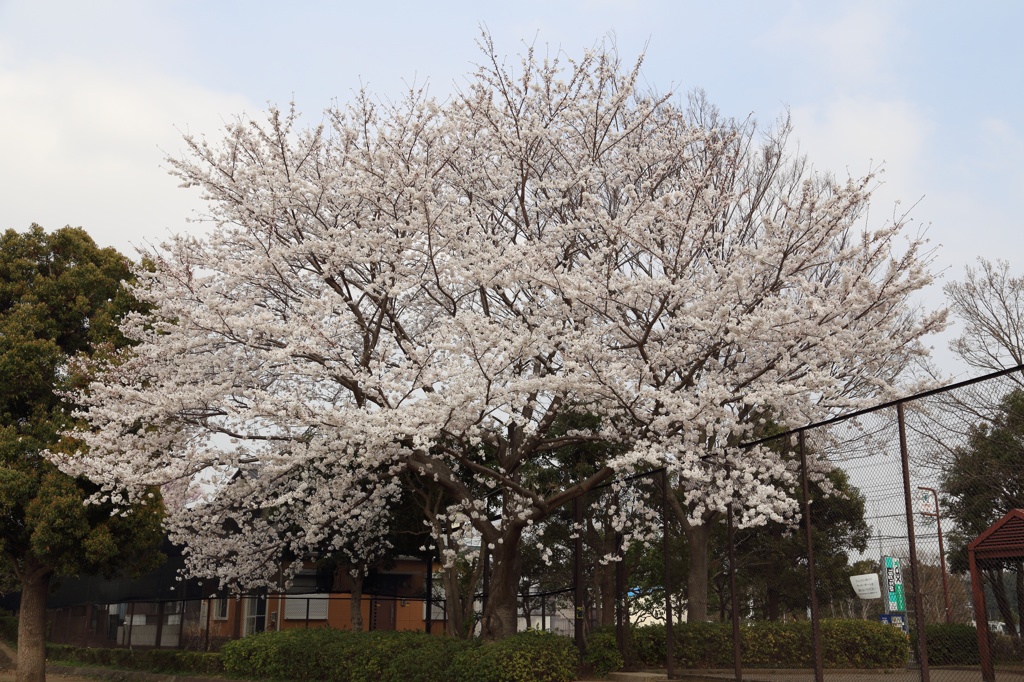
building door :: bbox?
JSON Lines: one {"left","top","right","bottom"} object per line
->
{"left": 370, "top": 597, "right": 395, "bottom": 631}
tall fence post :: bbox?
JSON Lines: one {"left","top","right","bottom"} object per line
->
{"left": 727, "top": 504, "right": 742, "bottom": 682}
{"left": 799, "top": 431, "right": 824, "bottom": 682}
{"left": 662, "top": 468, "right": 675, "bottom": 679}
{"left": 897, "top": 402, "right": 931, "bottom": 682}
{"left": 615, "top": 518, "right": 626, "bottom": 661}
{"left": 425, "top": 554, "right": 433, "bottom": 634}
{"left": 126, "top": 602, "right": 135, "bottom": 648}
{"left": 204, "top": 598, "right": 211, "bottom": 651}
{"left": 968, "top": 549, "right": 995, "bottom": 682}
{"left": 574, "top": 495, "right": 586, "bottom": 656}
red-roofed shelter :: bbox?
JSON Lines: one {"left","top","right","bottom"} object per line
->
{"left": 968, "top": 508, "right": 1024, "bottom": 682}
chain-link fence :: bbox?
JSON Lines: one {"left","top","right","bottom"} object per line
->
{"left": 47, "top": 592, "right": 450, "bottom": 650}
{"left": 547, "top": 365, "right": 1024, "bottom": 682}
{"left": 41, "top": 367, "right": 1024, "bottom": 682}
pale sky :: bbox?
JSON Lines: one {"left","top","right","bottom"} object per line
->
{"left": 2, "top": 0, "right": 1021, "bottom": 380}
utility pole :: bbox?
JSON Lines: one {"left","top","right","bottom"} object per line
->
{"left": 918, "top": 486, "right": 952, "bottom": 624}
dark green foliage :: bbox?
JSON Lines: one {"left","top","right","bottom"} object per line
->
{"left": 45, "top": 644, "right": 223, "bottom": 675}
{"left": 918, "top": 624, "right": 979, "bottom": 666}
{"left": 222, "top": 627, "right": 479, "bottom": 681}
{"left": 914, "top": 623, "right": 1024, "bottom": 666}
{"left": 632, "top": 620, "right": 908, "bottom": 669}
{"left": 991, "top": 633, "right": 1024, "bottom": 664}
{"left": 0, "top": 610, "right": 16, "bottom": 643}
{"left": 449, "top": 630, "right": 577, "bottom": 682}
{"left": 817, "top": 620, "right": 910, "bottom": 669}
{"left": 0, "top": 225, "right": 165, "bottom": 682}
{"left": 582, "top": 630, "right": 624, "bottom": 677}
{"left": 631, "top": 624, "right": 666, "bottom": 667}
{"left": 0, "top": 225, "right": 164, "bottom": 583}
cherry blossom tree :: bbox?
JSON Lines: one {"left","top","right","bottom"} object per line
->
{"left": 61, "top": 36, "right": 945, "bottom": 638}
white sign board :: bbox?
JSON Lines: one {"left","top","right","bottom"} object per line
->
{"left": 850, "top": 573, "right": 882, "bottom": 599}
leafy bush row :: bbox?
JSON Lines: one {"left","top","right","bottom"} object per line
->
{"left": 46, "top": 643, "right": 223, "bottom": 675}
{"left": 916, "top": 623, "right": 1024, "bottom": 666}
{"left": 222, "top": 627, "right": 588, "bottom": 682}
{"left": 633, "top": 620, "right": 909, "bottom": 669}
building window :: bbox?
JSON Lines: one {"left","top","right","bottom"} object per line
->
{"left": 213, "top": 598, "right": 229, "bottom": 620}
{"left": 284, "top": 594, "right": 328, "bottom": 620}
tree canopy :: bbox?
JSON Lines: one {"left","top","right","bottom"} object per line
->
{"left": 64, "top": 37, "right": 944, "bottom": 639}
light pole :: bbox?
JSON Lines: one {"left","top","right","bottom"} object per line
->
{"left": 918, "top": 486, "right": 952, "bottom": 624}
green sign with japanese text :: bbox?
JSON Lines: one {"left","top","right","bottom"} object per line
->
{"left": 884, "top": 556, "right": 906, "bottom": 612}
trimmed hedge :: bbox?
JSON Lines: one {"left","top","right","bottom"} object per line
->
{"left": 222, "top": 628, "right": 581, "bottom": 682}
{"left": 582, "top": 630, "right": 624, "bottom": 678}
{"left": 45, "top": 643, "right": 223, "bottom": 675}
{"left": 633, "top": 620, "right": 909, "bottom": 669}
{"left": 449, "top": 630, "right": 577, "bottom": 682}
{"left": 222, "top": 628, "right": 479, "bottom": 681}
{"left": 918, "top": 624, "right": 979, "bottom": 666}
{"left": 917, "top": 623, "right": 1024, "bottom": 666}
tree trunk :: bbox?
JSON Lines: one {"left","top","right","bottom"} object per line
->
{"left": 350, "top": 572, "right": 364, "bottom": 632}
{"left": 521, "top": 592, "right": 532, "bottom": 630}
{"left": 682, "top": 522, "right": 711, "bottom": 623}
{"left": 481, "top": 535, "right": 522, "bottom": 640}
{"left": 17, "top": 561, "right": 52, "bottom": 682}
{"left": 766, "top": 585, "right": 780, "bottom": 621}
{"left": 986, "top": 568, "right": 1018, "bottom": 637}
{"left": 597, "top": 561, "right": 616, "bottom": 627}
{"left": 441, "top": 564, "right": 464, "bottom": 637}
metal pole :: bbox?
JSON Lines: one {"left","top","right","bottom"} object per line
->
{"left": 574, "top": 495, "right": 586, "bottom": 656}
{"left": 425, "top": 555, "right": 433, "bottom": 634}
{"left": 616, "top": 525, "right": 626, "bottom": 660}
{"left": 178, "top": 600, "right": 186, "bottom": 649}
{"left": 204, "top": 598, "right": 211, "bottom": 651}
{"left": 799, "top": 431, "right": 824, "bottom": 682}
{"left": 729, "top": 501, "right": 745, "bottom": 675}
{"left": 126, "top": 602, "right": 135, "bottom": 649}
{"left": 482, "top": 544, "right": 490, "bottom": 615}
{"left": 968, "top": 548, "right": 995, "bottom": 682}
{"left": 917, "top": 486, "right": 952, "bottom": 624}
{"left": 728, "top": 505, "right": 742, "bottom": 682}
{"left": 898, "top": 402, "right": 930, "bottom": 682}
{"left": 154, "top": 600, "right": 166, "bottom": 648}
{"left": 662, "top": 468, "right": 675, "bottom": 680}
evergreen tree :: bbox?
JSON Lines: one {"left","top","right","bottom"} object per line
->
{"left": 0, "top": 226, "right": 164, "bottom": 682}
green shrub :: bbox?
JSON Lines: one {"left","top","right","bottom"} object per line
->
{"left": 45, "top": 643, "right": 223, "bottom": 675}
{"left": 676, "top": 622, "right": 734, "bottom": 667}
{"left": 222, "top": 627, "right": 474, "bottom": 681}
{"left": 223, "top": 627, "right": 352, "bottom": 680}
{"left": 992, "top": 633, "right": 1024, "bottom": 664}
{"left": 632, "top": 624, "right": 666, "bottom": 666}
{"left": 381, "top": 632, "right": 478, "bottom": 682}
{"left": 449, "top": 630, "right": 578, "bottom": 682}
{"left": 919, "top": 623, "right": 979, "bottom": 666}
{"left": 819, "top": 620, "right": 908, "bottom": 669}
{"left": 630, "top": 620, "right": 908, "bottom": 670}
{"left": 583, "top": 630, "right": 624, "bottom": 677}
